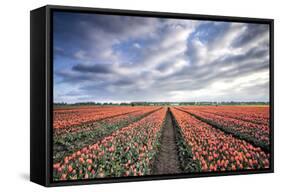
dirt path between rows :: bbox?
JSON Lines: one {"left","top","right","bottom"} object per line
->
{"left": 153, "top": 108, "right": 181, "bottom": 175}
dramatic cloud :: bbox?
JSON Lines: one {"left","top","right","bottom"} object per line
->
{"left": 53, "top": 11, "right": 270, "bottom": 103}
{"left": 72, "top": 64, "right": 113, "bottom": 74}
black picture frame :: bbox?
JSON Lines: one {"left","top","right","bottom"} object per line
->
{"left": 30, "top": 5, "right": 274, "bottom": 187}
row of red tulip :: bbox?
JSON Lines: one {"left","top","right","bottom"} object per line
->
{"left": 171, "top": 108, "right": 270, "bottom": 172}
{"left": 53, "top": 106, "right": 157, "bottom": 129}
{"left": 177, "top": 107, "right": 269, "bottom": 148}
{"left": 54, "top": 107, "right": 160, "bottom": 135}
{"left": 53, "top": 108, "right": 167, "bottom": 181}
{"left": 189, "top": 106, "right": 269, "bottom": 126}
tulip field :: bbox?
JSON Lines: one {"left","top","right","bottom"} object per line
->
{"left": 52, "top": 105, "right": 270, "bottom": 181}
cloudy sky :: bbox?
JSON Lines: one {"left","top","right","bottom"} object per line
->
{"left": 53, "top": 11, "right": 270, "bottom": 103}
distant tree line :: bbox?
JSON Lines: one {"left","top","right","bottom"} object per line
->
{"left": 54, "top": 101, "right": 269, "bottom": 107}
{"left": 54, "top": 102, "right": 130, "bottom": 106}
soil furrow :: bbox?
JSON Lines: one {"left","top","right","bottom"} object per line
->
{"left": 153, "top": 108, "right": 181, "bottom": 175}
